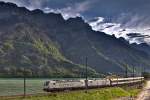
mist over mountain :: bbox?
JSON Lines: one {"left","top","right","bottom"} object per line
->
{"left": 0, "top": 2, "right": 150, "bottom": 77}
{"left": 89, "top": 17, "right": 150, "bottom": 45}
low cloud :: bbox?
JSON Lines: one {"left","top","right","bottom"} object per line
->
{"left": 0, "top": 0, "right": 50, "bottom": 10}
{"left": 0, "top": 0, "right": 95, "bottom": 19}
{"left": 89, "top": 16, "right": 150, "bottom": 44}
{"left": 43, "top": 0, "right": 95, "bottom": 19}
{"left": 1, "top": 0, "right": 150, "bottom": 44}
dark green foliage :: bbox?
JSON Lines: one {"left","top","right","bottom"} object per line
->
{"left": 142, "top": 72, "right": 150, "bottom": 79}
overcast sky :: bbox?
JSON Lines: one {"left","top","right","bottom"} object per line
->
{"left": 1, "top": 0, "right": 150, "bottom": 44}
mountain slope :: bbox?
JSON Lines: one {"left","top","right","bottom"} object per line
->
{"left": 0, "top": 17, "right": 97, "bottom": 77}
{"left": 0, "top": 2, "right": 150, "bottom": 77}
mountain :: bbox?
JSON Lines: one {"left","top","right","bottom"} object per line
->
{"left": 0, "top": 2, "right": 150, "bottom": 77}
{"left": 132, "top": 43, "right": 150, "bottom": 56}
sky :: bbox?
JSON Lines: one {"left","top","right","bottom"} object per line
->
{"left": 1, "top": 0, "right": 150, "bottom": 44}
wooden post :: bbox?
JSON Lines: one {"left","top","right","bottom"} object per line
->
{"left": 24, "top": 68, "right": 26, "bottom": 98}
{"left": 133, "top": 66, "right": 135, "bottom": 77}
{"left": 125, "top": 65, "right": 128, "bottom": 78}
{"left": 85, "top": 57, "right": 88, "bottom": 93}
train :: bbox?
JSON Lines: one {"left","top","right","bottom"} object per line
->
{"left": 43, "top": 77, "right": 144, "bottom": 92}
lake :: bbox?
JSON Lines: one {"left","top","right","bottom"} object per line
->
{"left": 0, "top": 78, "right": 49, "bottom": 96}
{"left": 0, "top": 78, "right": 102, "bottom": 96}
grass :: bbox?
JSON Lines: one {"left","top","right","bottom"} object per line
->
{"left": 128, "top": 88, "right": 141, "bottom": 97}
{"left": 122, "top": 83, "right": 145, "bottom": 97}
{"left": 1, "top": 87, "right": 133, "bottom": 100}
{"left": 0, "top": 78, "right": 143, "bottom": 100}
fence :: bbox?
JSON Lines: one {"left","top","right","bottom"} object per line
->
{"left": 0, "top": 78, "right": 47, "bottom": 97}
{"left": 0, "top": 69, "right": 143, "bottom": 97}
{"left": 0, "top": 77, "right": 87, "bottom": 97}
{"left": 0, "top": 77, "right": 144, "bottom": 97}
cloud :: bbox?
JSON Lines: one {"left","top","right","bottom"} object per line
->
{"left": 43, "top": 0, "right": 95, "bottom": 19}
{"left": 89, "top": 16, "right": 150, "bottom": 44}
{"left": 89, "top": 17, "right": 126, "bottom": 38}
{"left": 0, "top": 0, "right": 24, "bottom": 6}
{"left": 0, "top": 0, "right": 95, "bottom": 19}
{"left": 1, "top": 0, "right": 150, "bottom": 44}
{"left": 0, "top": 0, "right": 50, "bottom": 10}
{"left": 43, "top": 6, "right": 82, "bottom": 20}
{"left": 127, "top": 33, "right": 150, "bottom": 38}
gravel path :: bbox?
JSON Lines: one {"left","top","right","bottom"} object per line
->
{"left": 136, "top": 81, "right": 150, "bottom": 100}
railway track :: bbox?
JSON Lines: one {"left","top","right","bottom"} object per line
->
{"left": 43, "top": 77, "right": 144, "bottom": 92}
{"left": 0, "top": 77, "right": 144, "bottom": 100}
{"left": 136, "top": 81, "right": 150, "bottom": 100}
{"left": 0, "top": 80, "right": 143, "bottom": 99}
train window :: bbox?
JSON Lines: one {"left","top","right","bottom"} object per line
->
{"left": 53, "top": 83, "right": 56, "bottom": 85}
{"left": 45, "top": 81, "right": 49, "bottom": 86}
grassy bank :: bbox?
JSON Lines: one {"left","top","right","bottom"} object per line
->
{"left": 1, "top": 87, "right": 142, "bottom": 100}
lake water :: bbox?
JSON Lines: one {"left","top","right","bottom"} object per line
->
{"left": 0, "top": 78, "right": 48, "bottom": 96}
{"left": 0, "top": 78, "right": 102, "bottom": 96}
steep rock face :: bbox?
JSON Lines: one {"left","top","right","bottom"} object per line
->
{"left": 0, "top": 23, "right": 97, "bottom": 77}
{"left": 132, "top": 43, "right": 150, "bottom": 55}
{"left": 0, "top": 2, "right": 150, "bottom": 77}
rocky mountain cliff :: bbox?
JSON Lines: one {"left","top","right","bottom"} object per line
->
{"left": 0, "top": 2, "right": 150, "bottom": 77}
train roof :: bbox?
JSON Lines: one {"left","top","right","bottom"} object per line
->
{"left": 46, "top": 79, "right": 85, "bottom": 83}
{"left": 110, "top": 77, "right": 144, "bottom": 81}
